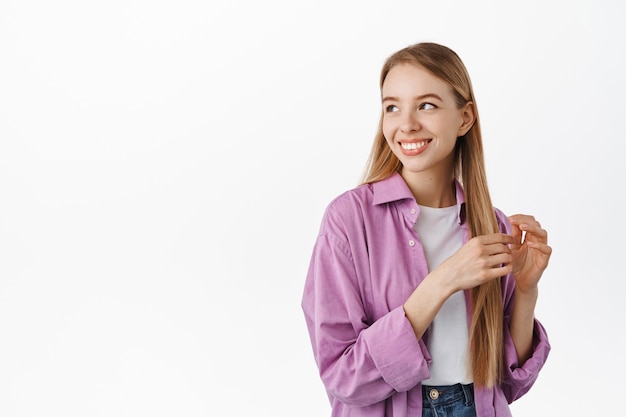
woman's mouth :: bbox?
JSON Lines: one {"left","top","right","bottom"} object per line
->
{"left": 400, "top": 139, "right": 431, "bottom": 155}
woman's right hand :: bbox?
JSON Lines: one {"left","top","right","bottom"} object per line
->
{"left": 403, "top": 233, "right": 515, "bottom": 339}
{"left": 434, "top": 233, "right": 515, "bottom": 295}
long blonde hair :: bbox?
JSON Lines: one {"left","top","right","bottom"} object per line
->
{"left": 363, "top": 43, "right": 503, "bottom": 388}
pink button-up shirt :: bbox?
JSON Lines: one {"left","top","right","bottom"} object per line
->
{"left": 302, "top": 173, "right": 550, "bottom": 417}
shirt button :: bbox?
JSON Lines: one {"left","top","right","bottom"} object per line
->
{"left": 409, "top": 239, "right": 415, "bottom": 247}
{"left": 410, "top": 208, "right": 416, "bottom": 214}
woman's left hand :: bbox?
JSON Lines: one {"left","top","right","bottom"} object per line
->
{"left": 508, "top": 214, "right": 552, "bottom": 293}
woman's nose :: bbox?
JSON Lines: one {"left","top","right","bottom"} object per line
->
{"left": 400, "top": 112, "right": 420, "bottom": 132}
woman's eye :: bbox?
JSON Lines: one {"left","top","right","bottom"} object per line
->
{"left": 385, "top": 105, "right": 399, "bottom": 113}
{"left": 420, "top": 102, "right": 436, "bottom": 110}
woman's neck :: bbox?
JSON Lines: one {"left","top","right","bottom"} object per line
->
{"left": 400, "top": 169, "right": 456, "bottom": 208}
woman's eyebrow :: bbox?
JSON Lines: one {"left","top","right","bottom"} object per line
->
{"left": 381, "top": 93, "right": 443, "bottom": 102}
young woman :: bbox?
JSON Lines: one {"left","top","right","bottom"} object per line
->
{"left": 301, "top": 43, "right": 551, "bottom": 417}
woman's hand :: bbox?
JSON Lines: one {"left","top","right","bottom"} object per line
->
{"left": 403, "top": 232, "right": 514, "bottom": 340}
{"left": 435, "top": 233, "right": 515, "bottom": 295}
{"left": 508, "top": 214, "right": 552, "bottom": 293}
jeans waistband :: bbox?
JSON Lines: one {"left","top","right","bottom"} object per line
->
{"left": 422, "top": 383, "right": 474, "bottom": 407}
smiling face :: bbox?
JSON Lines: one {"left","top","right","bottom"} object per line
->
{"left": 381, "top": 63, "right": 475, "bottom": 183}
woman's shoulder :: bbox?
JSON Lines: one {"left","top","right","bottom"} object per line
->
{"left": 321, "top": 183, "right": 375, "bottom": 226}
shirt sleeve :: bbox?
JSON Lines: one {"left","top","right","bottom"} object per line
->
{"left": 301, "top": 208, "right": 431, "bottom": 407}
{"left": 495, "top": 209, "right": 551, "bottom": 403}
{"left": 501, "top": 311, "right": 550, "bottom": 403}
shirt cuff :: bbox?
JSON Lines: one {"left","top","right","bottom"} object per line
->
{"left": 502, "top": 318, "right": 551, "bottom": 401}
{"left": 362, "top": 306, "right": 431, "bottom": 392}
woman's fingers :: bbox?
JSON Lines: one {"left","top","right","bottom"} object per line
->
{"left": 526, "top": 241, "right": 553, "bottom": 256}
{"left": 507, "top": 214, "right": 552, "bottom": 283}
{"left": 477, "top": 233, "right": 515, "bottom": 245}
{"left": 510, "top": 215, "right": 546, "bottom": 236}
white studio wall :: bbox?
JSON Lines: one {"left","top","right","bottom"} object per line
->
{"left": 1, "top": 1, "right": 624, "bottom": 416}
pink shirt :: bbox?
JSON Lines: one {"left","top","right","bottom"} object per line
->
{"left": 301, "top": 173, "right": 550, "bottom": 417}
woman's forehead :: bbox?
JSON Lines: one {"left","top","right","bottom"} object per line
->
{"left": 382, "top": 64, "right": 453, "bottom": 97}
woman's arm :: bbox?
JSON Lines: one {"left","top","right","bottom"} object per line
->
{"left": 509, "top": 287, "right": 538, "bottom": 364}
{"left": 302, "top": 232, "right": 431, "bottom": 407}
{"left": 507, "top": 214, "right": 552, "bottom": 365}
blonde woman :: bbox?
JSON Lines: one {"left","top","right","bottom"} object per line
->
{"left": 302, "top": 43, "right": 551, "bottom": 417}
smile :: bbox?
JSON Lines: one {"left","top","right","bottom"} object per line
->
{"left": 400, "top": 140, "right": 431, "bottom": 151}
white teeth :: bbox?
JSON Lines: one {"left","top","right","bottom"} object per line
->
{"left": 401, "top": 141, "right": 428, "bottom": 150}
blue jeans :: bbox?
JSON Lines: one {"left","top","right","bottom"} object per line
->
{"left": 422, "top": 383, "right": 476, "bottom": 417}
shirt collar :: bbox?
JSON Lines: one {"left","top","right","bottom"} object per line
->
{"left": 372, "top": 173, "right": 415, "bottom": 205}
{"left": 372, "top": 172, "right": 467, "bottom": 224}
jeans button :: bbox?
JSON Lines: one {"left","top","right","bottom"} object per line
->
{"left": 429, "top": 389, "right": 439, "bottom": 400}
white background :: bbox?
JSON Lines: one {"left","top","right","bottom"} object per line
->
{"left": 1, "top": 0, "right": 624, "bottom": 415}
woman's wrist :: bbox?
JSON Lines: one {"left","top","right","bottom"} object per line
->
{"left": 514, "top": 285, "right": 539, "bottom": 301}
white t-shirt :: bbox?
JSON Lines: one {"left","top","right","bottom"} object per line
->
{"left": 414, "top": 204, "right": 472, "bottom": 385}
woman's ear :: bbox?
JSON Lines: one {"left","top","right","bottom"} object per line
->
{"left": 458, "top": 102, "right": 476, "bottom": 136}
